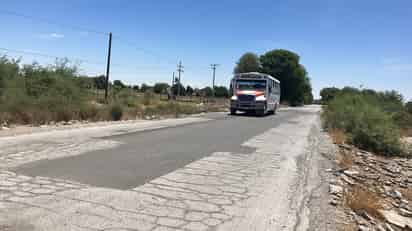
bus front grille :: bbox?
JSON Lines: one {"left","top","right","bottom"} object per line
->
{"left": 238, "top": 95, "right": 255, "bottom": 102}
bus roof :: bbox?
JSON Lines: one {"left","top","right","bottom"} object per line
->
{"left": 233, "top": 72, "right": 280, "bottom": 83}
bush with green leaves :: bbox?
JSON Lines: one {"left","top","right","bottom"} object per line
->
{"left": 323, "top": 93, "right": 403, "bottom": 156}
{"left": 109, "top": 104, "right": 123, "bottom": 121}
{"left": 0, "top": 55, "right": 225, "bottom": 125}
{"left": 0, "top": 57, "right": 91, "bottom": 124}
{"left": 143, "top": 90, "right": 154, "bottom": 106}
{"left": 406, "top": 101, "right": 412, "bottom": 114}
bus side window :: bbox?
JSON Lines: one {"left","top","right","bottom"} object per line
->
{"left": 272, "top": 80, "right": 275, "bottom": 93}
{"left": 269, "top": 80, "right": 273, "bottom": 93}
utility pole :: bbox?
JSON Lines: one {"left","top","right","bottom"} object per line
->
{"left": 177, "top": 61, "right": 184, "bottom": 97}
{"left": 171, "top": 72, "right": 175, "bottom": 99}
{"left": 210, "top": 64, "right": 219, "bottom": 97}
{"left": 104, "top": 32, "right": 112, "bottom": 102}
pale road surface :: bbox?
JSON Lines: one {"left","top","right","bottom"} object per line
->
{"left": 0, "top": 106, "right": 337, "bottom": 231}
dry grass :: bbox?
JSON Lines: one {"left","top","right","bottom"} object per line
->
{"left": 345, "top": 186, "right": 384, "bottom": 220}
{"left": 338, "top": 223, "right": 357, "bottom": 231}
{"left": 338, "top": 150, "right": 354, "bottom": 169}
{"left": 329, "top": 129, "right": 346, "bottom": 145}
{"left": 401, "top": 188, "right": 412, "bottom": 202}
{"left": 402, "top": 128, "right": 412, "bottom": 138}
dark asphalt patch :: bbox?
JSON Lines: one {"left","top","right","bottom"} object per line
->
{"left": 15, "top": 110, "right": 304, "bottom": 189}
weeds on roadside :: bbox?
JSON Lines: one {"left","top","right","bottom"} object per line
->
{"left": 345, "top": 186, "right": 384, "bottom": 220}
{"left": 0, "top": 55, "right": 226, "bottom": 125}
{"left": 401, "top": 189, "right": 412, "bottom": 203}
{"left": 338, "top": 150, "right": 354, "bottom": 169}
{"left": 323, "top": 93, "right": 404, "bottom": 156}
{"left": 329, "top": 129, "right": 346, "bottom": 145}
{"left": 338, "top": 223, "right": 357, "bottom": 231}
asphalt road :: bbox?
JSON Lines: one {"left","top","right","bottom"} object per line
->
{"left": 2, "top": 106, "right": 337, "bottom": 230}
{"left": 15, "top": 110, "right": 310, "bottom": 190}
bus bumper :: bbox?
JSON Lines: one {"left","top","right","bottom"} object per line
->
{"left": 230, "top": 101, "right": 266, "bottom": 111}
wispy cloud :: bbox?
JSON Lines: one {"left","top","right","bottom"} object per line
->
{"left": 38, "top": 33, "right": 65, "bottom": 40}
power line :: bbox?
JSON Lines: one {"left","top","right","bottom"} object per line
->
{"left": 0, "top": 47, "right": 106, "bottom": 66}
{"left": 0, "top": 47, "right": 173, "bottom": 72}
{"left": 0, "top": 8, "right": 179, "bottom": 69}
{"left": 0, "top": 8, "right": 108, "bottom": 36}
{"left": 113, "top": 36, "right": 178, "bottom": 65}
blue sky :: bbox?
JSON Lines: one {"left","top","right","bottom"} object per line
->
{"left": 1, "top": 0, "right": 411, "bottom": 99}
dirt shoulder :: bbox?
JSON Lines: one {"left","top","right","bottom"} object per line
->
{"left": 328, "top": 142, "right": 412, "bottom": 230}
{"left": 0, "top": 112, "right": 222, "bottom": 138}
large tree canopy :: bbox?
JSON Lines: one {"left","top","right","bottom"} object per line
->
{"left": 153, "top": 82, "right": 169, "bottom": 94}
{"left": 320, "top": 87, "right": 340, "bottom": 103}
{"left": 214, "top": 86, "right": 229, "bottom": 98}
{"left": 234, "top": 52, "right": 260, "bottom": 74}
{"left": 406, "top": 101, "right": 412, "bottom": 114}
{"left": 260, "top": 49, "right": 313, "bottom": 105}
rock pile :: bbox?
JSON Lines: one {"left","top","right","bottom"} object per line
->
{"left": 329, "top": 144, "right": 412, "bottom": 230}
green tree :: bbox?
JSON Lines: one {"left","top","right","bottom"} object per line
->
{"left": 171, "top": 83, "right": 186, "bottom": 96}
{"left": 406, "top": 101, "right": 412, "bottom": 114}
{"left": 53, "top": 58, "right": 78, "bottom": 78}
{"left": 186, "top": 85, "right": 194, "bottom": 96}
{"left": 200, "top": 87, "right": 213, "bottom": 97}
{"left": 0, "top": 56, "right": 20, "bottom": 97}
{"left": 320, "top": 87, "right": 340, "bottom": 103}
{"left": 378, "top": 90, "right": 404, "bottom": 113}
{"left": 141, "top": 83, "right": 152, "bottom": 92}
{"left": 341, "top": 87, "right": 360, "bottom": 95}
{"left": 234, "top": 52, "right": 260, "bottom": 74}
{"left": 302, "top": 77, "right": 314, "bottom": 104}
{"left": 113, "top": 80, "right": 126, "bottom": 89}
{"left": 214, "top": 86, "right": 229, "bottom": 98}
{"left": 153, "top": 82, "right": 170, "bottom": 94}
{"left": 260, "top": 49, "right": 313, "bottom": 105}
{"left": 193, "top": 88, "right": 201, "bottom": 97}
{"left": 91, "top": 75, "right": 106, "bottom": 90}
{"left": 132, "top": 85, "right": 140, "bottom": 91}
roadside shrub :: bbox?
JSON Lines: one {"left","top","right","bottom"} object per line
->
{"left": 323, "top": 93, "right": 403, "bottom": 156}
{"left": 345, "top": 186, "right": 384, "bottom": 220}
{"left": 113, "top": 89, "right": 138, "bottom": 107}
{"left": 351, "top": 106, "right": 402, "bottom": 155}
{"left": 329, "top": 129, "right": 346, "bottom": 145}
{"left": 0, "top": 55, "right": 220, "bottom": 125}
{"left": 55, "top": 106, "right": 75, "bottom": 122}
{"left": 392, "top": 111, "right": 412, "bottom": 135}
{"left": 406, "top": 101, "right": 412, "bottom": 114}
{"left": 110, "top": 104, "right": 123, "bottom": 121}
{"left": 338, "top": 150, "right": 354, "bottom": 169}
{"left": 79, "top": 104, "right": 99, "bottom": 121}
{"left": 175, "top": 103, "right": 198, "bottom": 115}
{"left": 143, "top": 91, "right": 154, "bottom": 106}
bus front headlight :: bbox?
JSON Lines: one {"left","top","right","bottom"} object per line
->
{"left": 255, "top": 95, "right": 266, "bottom": 101}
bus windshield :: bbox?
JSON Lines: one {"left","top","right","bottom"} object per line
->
{"left": 236, "top": 80, "right": 266, "bottom": 91}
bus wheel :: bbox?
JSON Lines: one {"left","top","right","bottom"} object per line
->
{"left": 256, "top": 109, "right": 265, "bottom": 117}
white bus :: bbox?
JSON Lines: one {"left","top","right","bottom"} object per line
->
{"left": 229, "top": 72, "right": 280, "bottom": 116}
